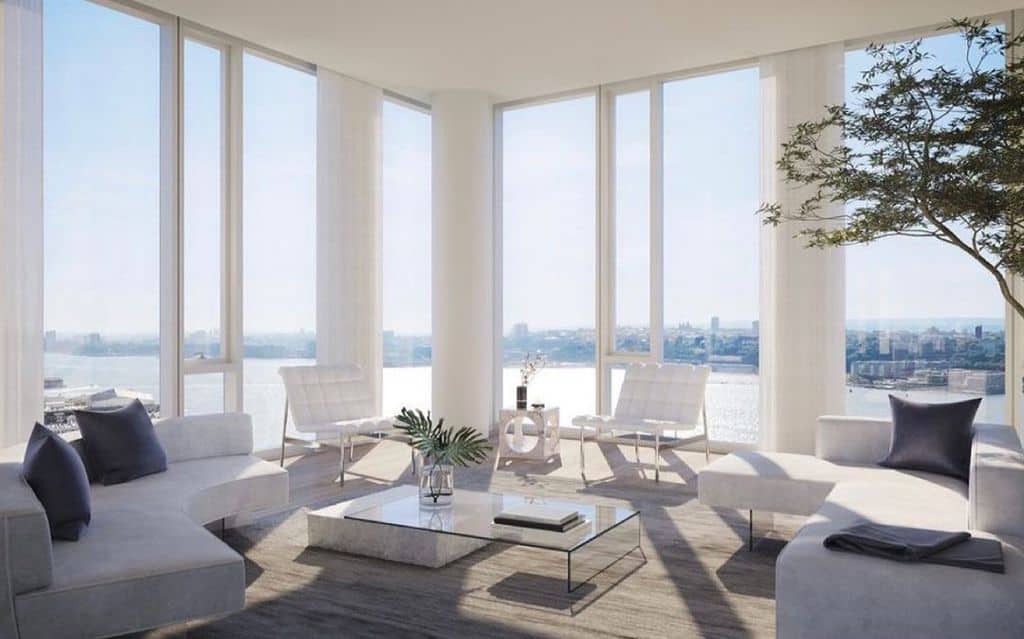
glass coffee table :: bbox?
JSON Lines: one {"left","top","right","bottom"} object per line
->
{"left": 342, "top": 489, "right": 643, "bottom": 592}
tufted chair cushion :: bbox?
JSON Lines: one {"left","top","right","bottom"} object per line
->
{"left": 278, "top": 365, "right": 376, "bottom": 432}
{"left": 613, "top": 363, "right": 710, "bottom": 425}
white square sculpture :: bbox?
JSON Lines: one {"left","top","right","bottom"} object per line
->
{"left": 497, "top": 407, "right": 560, "bottom": 461}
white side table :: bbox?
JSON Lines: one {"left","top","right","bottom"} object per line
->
{"left": 498, "top": 407, "right": 560, "bottom": 461}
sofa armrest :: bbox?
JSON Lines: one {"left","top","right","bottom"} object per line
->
{"left": 154, "top": 413, "right": 254, "bottom": 463}
{"left": 0, "top": 461, "right": 53, "bottom": 602}
{"left": 969, "top": 423, "right": 1024, "bottom": 538}
{"left": 815, "top": 415, "right": 892, "bottom": 464}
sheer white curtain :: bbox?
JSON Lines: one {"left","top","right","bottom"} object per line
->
{"left": 0, "top": 0, "right": 43, "bottom": 447}
{"left": 759, "top": 43, "right": 846, "bottom": 454}
{"left": 315, "top": 68, "right": 383, "bottom": 410}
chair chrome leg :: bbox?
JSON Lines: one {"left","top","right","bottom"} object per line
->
{"left": 702, "top": 403, "right": 711, "bottom": 463}
{"left": 339, "top": 434, "right": 346, "bottom": 485}
{"left": 348, "top": 434, "right": 355, "bottom": 462}
{"left": 579, "top": 426, "right": 586, "bottom": 477}
{"left": 655, "top": 430, "right": 660, "bottom": 483}
{"left": 749, "top": 510, "right": 754, "bottom": 551}
{"left": 279, "top": 399, "right": 289, "bottom": 467}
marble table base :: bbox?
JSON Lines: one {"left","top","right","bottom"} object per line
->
{"left": 307, "top": 486, "right": 489, "bottom": 568}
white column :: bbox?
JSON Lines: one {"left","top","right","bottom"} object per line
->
{"left": 431, "top": 91, "right": 494, "bottom": 435}
{"left": 759, "top": 43, "right": 846, "bottom": 454}
{"left": 316, "top": 69, "right": 384, "bottom": 410}
{"left": 0, "top": 0, "right": 43, "bottom": 448}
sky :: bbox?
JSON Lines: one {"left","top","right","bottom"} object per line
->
{"left": 44, "top": 0, "right": 432, "bottom": 338}
{"left": 44, "top": 0, "right": 1006, "bottom": 340}
{"left": 503, "top": 29, "right": 1006, "bottom": 333}
{"left": 843, "top": 30, "right": 1005, "bottom": 323}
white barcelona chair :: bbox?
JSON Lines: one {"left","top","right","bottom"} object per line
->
{"left": 572, "top": 362, "right": 711, "bottom": 481}
{"left": 278, "top": 364, "right": 399, "bottom": 484}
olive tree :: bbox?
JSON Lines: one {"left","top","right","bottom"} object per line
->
{"left": 760, "top": 20, "right": 1024, "bottom": 317}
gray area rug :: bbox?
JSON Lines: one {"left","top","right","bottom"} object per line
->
{"left": 142, "top": 446, "right": 790, "bottom": 638}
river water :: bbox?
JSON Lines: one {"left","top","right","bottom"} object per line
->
{"left": 44, "top": 355, "right": 1006, "bottom": 452}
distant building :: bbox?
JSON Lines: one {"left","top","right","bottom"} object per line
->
{"left": 975, "top": 325, "right": 983, "bottom": 339}
{"left": 44, "top": 330, "right": 56, "bottom": 351}
{"left": 710, "top": 316, "right": 720, "bottom": 333}
{"left": 512, "top": 323, "right": 529, "bottom": 339}
{"left": 751, "top": 320, "right": 759, "bottom": 336}
{"left": 948, "top": 369, "right": 1004, "bottom": 395}
{"left": 852, "top": 360, "right": 916, "bottom": 380}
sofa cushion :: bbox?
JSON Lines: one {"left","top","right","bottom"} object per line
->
{"left": 22, "top": 424, "right": 91, "bottom": 541}
{"left": 88, "top": 455, "right": 290, "bottom": 525}
{"left": 75, "top": 399, "right": 167, "bottom": 485}
{"left": 776, "top": 481, "right": 1024, "bottom": 639}
{"left": 699, "top": 450, "right": 967, "bottom": 517}
{"left": 154, "top": 412, "right": 254, "bottom": 463}
{"left": 880, "top": 395, "right": 980, "bottom": 480}
{"left": 15, "top": 508, "right": 243, "bottom": 639}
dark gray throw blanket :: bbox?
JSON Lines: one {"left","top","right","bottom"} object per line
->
{"left": 824, "top": 523, "right": 1004, "bottom": 574}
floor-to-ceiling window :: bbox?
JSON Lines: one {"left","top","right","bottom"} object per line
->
{"left": 500, "top": 95, "right": 598, "bottom": 420}
{"left": 612, "top": 91, "right": 652, "bottom": 353}
{"left": 43, "top": 0, "right": 162, "bottom": 430}
{"left": 661, "top": 67, "right": 760, "bottom": 444}
{"left": 844, "top": 30, "right": 1007, "bottom": 423}
{"left": 242, "top": 53, "right": 317, "bottom": 450}
{"left": 382, "top": 99, "right": 432, "bottom": 417}
{"left": 182, "top": 37, "right": 226, "bottom": 415}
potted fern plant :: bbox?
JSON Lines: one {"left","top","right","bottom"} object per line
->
{"left": 395, "top": 408, "right": 492, "bottom": 506}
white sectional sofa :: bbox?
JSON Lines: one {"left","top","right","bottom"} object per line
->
{"left": 699, "top": 416, "right": 1024, "bottom": 639}
{"left": 0, "top": 413, "right": 289, "bottom": 639}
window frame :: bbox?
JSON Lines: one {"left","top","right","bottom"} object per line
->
{"left": 175, "top": 21, "right": 318, "bottom": 418}
{"left": 381, "top": 94, "right": 433, "bottom": 416}
{"left": 492, "top": 88, "right": 602, "bottom": 417}
{"left": 493, "top": 61, "right": 762, "bottom": 447}
{"left": 840, "top": 14, "right": 1015, "bottom": 426}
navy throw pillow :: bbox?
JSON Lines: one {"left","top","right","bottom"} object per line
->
{"left": 879, "top": 395, "right": 980, "bottom": 481}
{"left": 22, "top": 423, "right": 92, "bottom": 541}
{"left": 75, "top": 399, "right": 167, "bottom": 485}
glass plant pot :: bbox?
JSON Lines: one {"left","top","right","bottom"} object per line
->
{"left": 419, "top": 462, "right": 454, "bottom": 507}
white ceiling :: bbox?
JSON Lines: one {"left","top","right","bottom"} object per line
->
{"left": 138, "top": 0, "right": 1019, "bottom": 102}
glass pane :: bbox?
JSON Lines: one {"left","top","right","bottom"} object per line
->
{"left": 382, "top": 101, "right": 432, "bottom": 418}
{"left": 844, "top": 32, "right": 1006, "bottom": 423}
{"left": 501, "top": 96, "right": 597, "bottom": 421}
{"left": 613, "top": 91, "right": 651, "bottom": 352}
{"left": 184, "top": 373, "right": 225, "bottom": 415}
{"left": 243, "top": 53, "right": 316, "bottom": 451}
{"left": 43, "top": 0, "right": 161, "bottom": 431}
{"left": 663, "top": 68, "right": 760, "bottom": 444}
{"left": 183, "top": 39, "right": 223, "bottom": 360}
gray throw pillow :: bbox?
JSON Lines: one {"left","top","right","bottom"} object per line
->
{"left": 879, "top": 395, "right": 980, "bottom": 481}
{"left": 22, "top": 423, "right": 92, "bottom": 540}
{"left": 75, "top": 399, "right": 167, "bottom": 485}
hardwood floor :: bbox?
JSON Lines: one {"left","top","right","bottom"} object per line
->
{"left": 143, "top": 436, "right": 797, "bottom": 638}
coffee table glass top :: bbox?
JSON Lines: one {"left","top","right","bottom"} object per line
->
{"left": 344, "top": 489, "right": 639, "bottom": 552}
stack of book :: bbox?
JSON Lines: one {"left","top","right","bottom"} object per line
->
{"left": 491, "top": 504, "right": 591, "bottom": 547}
